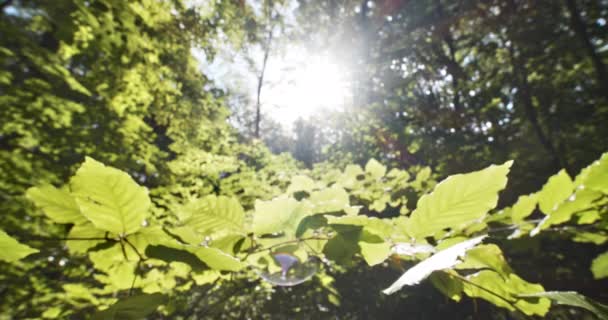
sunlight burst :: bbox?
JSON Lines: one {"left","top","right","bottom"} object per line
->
{"left": 264, "top": 51, "right": 351, "bottom": 128}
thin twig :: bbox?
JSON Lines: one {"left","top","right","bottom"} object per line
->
{"left": 249, "top": 236, "right": 331, "bottom": 255}
{"left": 122, "top": 237, "right": 147, "bottom": 262}
{"left": 128, "top": 260, "right": 143, "bottom": 296}
{"left": 240, "top": 234, "right": 257, "bottom": 262}
{"left": 20, "top": 236, "right": 114, "bottom": 242}
{"left": 119, "top": 239, "right": 129, "bottom": 261}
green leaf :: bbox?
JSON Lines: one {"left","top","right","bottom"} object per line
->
{"left": 189, "top": 246, "right": 245, "bottom": 271}
{"left": 510, "top": 193, "right": 538, "bottom": 222}
{"left": 337, "top": 164, "right": 364, "bottom": 188}
{"left": 359, "top": 231, "right": 391, "bottom": 266}
{"left": 42, "top": 307, "right": 62, "bottom": 319}
{"left": 519, "top": 291, "right": 608, "bottom": 319}
{"left": 463, "top": 271, "right": 550, "bottom": 316}
{"left": 577, "top": 210, "right": 601, "bottom": 224}
{"left": 295, "top": 215, "right": 328, "bottom": 238}
{"left": 572, "top": 232, "right": 608, "bottom": 245}
{"left": 308, "top": 186, "right": 352, "bottom": 214}
{"left": 66, "top": 223, "right": 107, "bottom": 254}
{"left": 456, "top": 244, "right": 511, "bottom": 275}
{"left": 178, "top": 195, "right": 245, "bottom": 236}
{"left": 192, "top": 270, "right": 222, "bottom": 286}
{"left": 26, "top": 184, "right": 87, "bottom": 224}
{"left": 383, "top": 236, "right": 486, "bottom": 295}
{"left": 412, "top": 167, "right": 432, "bottom": 189}
{"left": 591, "top": 251, "right": 608, "bottom": 279}
{"left": 407, "top": 161, "right": 512, "bottom": 239}
{"left": 63, "top": 283, "right": 100, "bottom": 306}
{"left": 532, "top": 189, "right": 603, "bottom": 235}
{"left": 575, "top": 152, "right": 608, "bottom": 193}
{"left": 90, "top": 293, "right": 167, "bottom": 320}
{"left": 145, "top": 245, "right": 206, "bottom": 271}
{"left": 211, "top": 233, "right": 246, "bottom": 254}
{"left": 70, "top": 157, "right": 151, "bottom": 235}
{"left": 287, "top": 175, "right": 316, "bottom": 194}
{"left": 326, "top": 215, "right": 393, "bottom": 238}
{"left": 365, "top": 159, "right": 386, "bottom": 179}
{"left": 323, "top": 226, "right": 361, "bottom": 264}
{"left": 0, "top": 230, "right": 38, "bottom": 262}
{"left": 252, "top": 196, "right": 311, "bottom": 236}
{"left": 168, "top": 226, "right": 200, "bottom": 245}
{"left": 88, "top": 243, "right": 138, "bottom": 283}
{"left": 430, "top": 272, "right": 463, "bottom": 301}
{"left": 359, "top": 241, "right": 390, "bottom": 266}
{"left": 537, "top": 169, "right": 573, "bottom": 214}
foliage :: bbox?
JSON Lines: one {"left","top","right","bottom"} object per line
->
{"left": 0, "top": 229, "right": 38, "bottom": 262}
{"left": 90, "top": 293, "right": 168, "bottom": 320}
{"left": 1, "top": 151, "right": 605, "bottom": 318}
{"left": 494, "top": 152, "right": 608, "bottom": 281}
{"left": 519, "top": 291, "right": 608, "bottom": 319}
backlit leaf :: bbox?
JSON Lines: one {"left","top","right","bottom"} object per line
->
{"left": 591, "top": 251, "right": 608, "bottom": 279}
{"left": 189, "top": 246, "right": 245, "bottom": 271}
{"left": 575, "top": 152, "right": 608, "bottom": 193}
{"left": 326, "top": 215, "right": 393, "bottom": 238}
{"left": 178, "top": 195, "right": 245, "bottom": 237}
{"left": 531, "top": 189, "right": 603, "bottom": 235}
{"left": 456, "top": 244, "right": 511, "bottom": 275}
{"left": 463, "top": 271, "right": 549, "bottom": 316}
{"left": 287, "top": 175, "right": 316, "bottom": 194}
{"left": 323, "top": 226, "right": 361, "bottom": 265}
{"left": 365, "top": 159, "right": 386, "bottom": 180}
{"left": 407, "top": 162, "right": 512, "bottom": 239}
{"left": 510, "top": 193, "right": 538, "bottom": 222}
{"left": 359, "top": 231, "right": 391, "bottom": 266}
{"left": 537, "top": 169, "right": 573, "bottom": 214}
{"left": 66, "top": 223, "right": 106, "bottom": 254}
{"left": 519, "top": 291, "right": 608, "bottom": 319}
{"left": 0, "top": 230, "right": 38, "bottom": 262}
{"left": 90, "top": 293, "right": 167, "bottom": 320}
{"left": 26, "top": 184, "right": 87, "bottom": 224}
{"left": 308, "top": 186, "right": 351, "bottom": 214}
{"left": 430, "top": 272, "right": 463, "bottom": 301}
{"left": 70, "top": 157, "right": 150, "bottom": 235}
{"left": 252, "top": 196, "right": 312, "bottom": 236}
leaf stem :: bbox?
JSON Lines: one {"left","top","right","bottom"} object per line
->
{"left": 249, "top": 236, "right": 331, "bottom": 255}
{"left": 122, "top": 236, "right": 147, "bottom": 262}
{"left": 20, "top": 236, "right": 115, "bottom": 242}
{"left": 128, "top": 260, "right": 143, "bottom": 296}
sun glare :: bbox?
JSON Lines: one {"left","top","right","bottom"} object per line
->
{"left": 264, "top": 51, "right": 351, "bottom": 128}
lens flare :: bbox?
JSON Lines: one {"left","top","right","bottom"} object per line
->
{"left": 257, "top": 252, "right": 319, "bottom": 286}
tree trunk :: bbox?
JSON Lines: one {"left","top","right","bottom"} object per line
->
{"left": 510, "top": 46, "right": 566, "bottom": 170}
{"left": 254, "top": 21, "right": 273, "bottom": 139}
{"left": 504, "top": 0, "right": 568, "bottom": 171}
{"left": 433, "top": 0, "right": 465, "bottom": 113}
{"left": 564, "top": 0, "right": 608, "bottom": 97}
